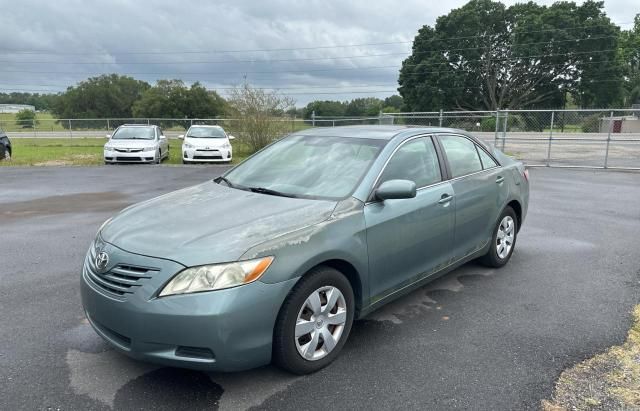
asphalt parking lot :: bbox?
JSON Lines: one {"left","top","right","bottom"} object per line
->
{"left": 1, "top": 165, "right": 639, "bottom": 410}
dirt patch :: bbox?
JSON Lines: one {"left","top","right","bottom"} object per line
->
{"left": 0, "top": 192, "right": 129, "bottom": 222}
{"left": 542, "top": 305, "right": 640, "bottom": 410}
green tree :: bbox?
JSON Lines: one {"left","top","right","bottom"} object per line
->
{"left": 53, "top": 74, "right": 149, "bottom": 121}
{"left": 132, "top": 80, "right": 225, "bottom": 127}
{"left": 15, "top": 108, "right": 37, "bottom": 128}
{"left": 303, "top": 100, "right": 347, "bottom": 118}
{"left": 399, "top": 0, "right": 624, "bottom": 110}
{"left": 344, "top": 97, "right": 384, "bottom": 116}
{"left": 383, "top": 95, "right": 404, "bottom": 111}
{"left": 620, "top": 15, "right": 640, "bottom": 106}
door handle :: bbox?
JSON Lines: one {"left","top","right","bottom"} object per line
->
{"left": 496, "top": 176, "right": 505, "bottom": 184}
{"left": 438, "top": 194, "right": 454, "bottom": 204}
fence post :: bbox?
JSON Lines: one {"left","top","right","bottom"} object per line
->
{"left": 379, "top": 110, "right": 383, "bottom": 125}
{"left": 494, "top": 110, "right": 500, "bottom": 146}
{"left": 33, "top": 118, "right": 37, "bottom": 138}
{"left": 439, "top": 109, "right": 443, "bottom": 127}
{"left": 502, "top": 109, "right": 509, "bottom": 150}
{"left": 332, "top": 120, "right": 335, "bottom": 127}
{"left": 107, "top": 119, "right": 110, "bottom": 131}
{"left": 604, "top": 111, "right": 614, "bottom": 169}
{"left": 68, "top": 119, "right": 73, "bottom": 138}
{"left": 311, "top": 111, "right": 316, "bottom": 127}
{"left": 546, "top": 111, "right": 554, "bottom": 166}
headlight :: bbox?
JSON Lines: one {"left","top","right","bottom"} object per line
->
{"left": 159, "top": 256, "right": 274, "bottom": 297}
{"left": 183, "top": 143, "right": 194, "bottom": 149}
{"left": 143, "top": 146, "right": 156, "bottom": 151}
{"left": 222, "top": 142, "right": 231, "bottom": 149}
{"left": 104, "top": 145, "right": 114, "bottom": 150}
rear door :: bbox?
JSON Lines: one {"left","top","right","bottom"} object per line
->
{"left": 364, "top": 136, "right": 454, "bottom": 301}
{"left": 436, "top": 134, "right": 505, "bottom": 260}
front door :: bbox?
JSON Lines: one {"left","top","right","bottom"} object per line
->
{"left": 364, "top": 136, "right": 454, "bottom": 302}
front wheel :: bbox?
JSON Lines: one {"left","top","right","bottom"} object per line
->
{"left": 155, "top": 150, "right": 161, "bottom": 164}
{"left": 479, "top": 206, "right": 518, "bottom": 268}
{"left": 273, "top": 266, "right": 354, "bottom": 375}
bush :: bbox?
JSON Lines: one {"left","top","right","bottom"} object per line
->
{"left": 227, "top": 83, "right": 295, "bottom": 153}
{"left": 581, "top": 114, "right": 601, "bottom": 133}
{"left": 15, "top": 109, "right": 37, "bottom": 128}
{"left": 480, "top": 116, "right": 496, "bottom": 132}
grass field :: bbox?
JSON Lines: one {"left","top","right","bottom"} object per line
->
{"left": 0, "top": 112, "right": 68, "bottom": 132}
{"left": 0, "top": 138, "right": 251, "bottom": 166}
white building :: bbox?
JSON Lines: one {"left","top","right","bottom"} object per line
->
{"left": 0, "top": 104, "right": 36, "bottom": 113}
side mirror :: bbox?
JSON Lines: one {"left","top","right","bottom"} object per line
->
{"left": 106, "top": 134, "right": 111, "bottom": 139}
{"left": 228, "top": 135, "right": 236, "bottom": 140}
{"left": 375, "top": 179, "right": 416, "bottom": 201}
{"left": 178, "top": 134, "right": 184, "bottom": 140}
{"left": 160, "top": 135, "right": 166, "bottom": 140}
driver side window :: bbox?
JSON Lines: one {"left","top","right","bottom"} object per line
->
{"left": 379, "top": 137, "right": 442, "bottom": 188}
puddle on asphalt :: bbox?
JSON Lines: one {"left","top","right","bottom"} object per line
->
{"left": 0, "top": 192, "right": 128, "bottom": 222}
{"left": 366, "top": 263, "right": 495, "bottom": 324}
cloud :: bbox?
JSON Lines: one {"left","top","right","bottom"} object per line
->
{"left": 0, "top": 0, "right": 634, "bottom": 105}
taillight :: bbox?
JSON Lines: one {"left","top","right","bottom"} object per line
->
{"left": 522, "top": 169, "right": 529, "bottom": 182}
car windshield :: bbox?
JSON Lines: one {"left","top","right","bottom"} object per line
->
{"left": 111, "top": 127, "right": 155, "bottom": 140}
{"left": 187, "top": 127, "right": 226, "bottom": 138}
{"left": 222, "top": 135, "right": 385, "bottom": 200}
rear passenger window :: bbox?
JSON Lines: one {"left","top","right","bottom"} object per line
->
{"left": 439, "top": 135, "right": 483, "bottom": 178}
{"left": 379, "top": 137, "right": 441, "bottom": 188}
{"left": 477, "top": 147, "right": 498, "bottom": 169}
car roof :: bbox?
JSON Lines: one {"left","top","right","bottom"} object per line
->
{"left": 119, "top": 124, "right": 157, "bottom": 127}
{"left": 291, "top": 125, "right": 470, "bottom": 140}
{"left": 189, "top": 125, "right": 223, "bottom": 128}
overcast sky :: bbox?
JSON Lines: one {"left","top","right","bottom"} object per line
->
{"left": 0, "top": 0, "right": 636, "bottom": 105}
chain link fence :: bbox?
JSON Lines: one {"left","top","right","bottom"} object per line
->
{"left": 382, "top": 109, "right": 640, "bottom": 170}
{"left": 2, "top": 109, "right": 639, "bottom": 170}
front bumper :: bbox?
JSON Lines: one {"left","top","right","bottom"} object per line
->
{"left": 182, "top": 147, "right": 232, "bottom": 162}
{"left": 104, "top": 149, "right": 157, "bottom": 163}
{"left": 80, "top": 244, "right": 297, "bottom": 371}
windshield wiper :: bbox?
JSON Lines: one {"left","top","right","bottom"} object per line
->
{"left": 216, "top": 176, "right": 235, "bottom": 187}
{"left": 247, "top": 186, "right": 298, "bottom": 198}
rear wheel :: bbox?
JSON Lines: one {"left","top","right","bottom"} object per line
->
{"left": 479, "top": 206, "right": 518, "bottom": 267}
{"left": 273, "top": 266, "right": 354, "bottom": 375}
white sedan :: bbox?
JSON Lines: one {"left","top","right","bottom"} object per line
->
{"left": 104, "top": 124, "right": 169, "bottom": 164}
{"left": 180, "top": 125, "right": 235, "bottom": 164}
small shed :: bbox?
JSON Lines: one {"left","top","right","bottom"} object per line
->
{"left": 599, "top": 115, "right": 640, "bottom": 133}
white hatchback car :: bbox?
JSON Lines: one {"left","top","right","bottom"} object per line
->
{"left": 104, "top": 124, "right": 169, "bottom": 164}
{"left": 180, "top": 125, "right": 234, "bottom": 163}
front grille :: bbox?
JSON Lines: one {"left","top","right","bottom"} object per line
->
{"left": 85, "top": 248, "right": 159, "bottom": 297}
{"left": 194, "top": 155, "right": 223, "bottom": 160}
{"left": 115, "top": 156, "right": 143, "bottom": 162}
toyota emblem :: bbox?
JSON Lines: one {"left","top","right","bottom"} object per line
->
{"left": 95, "top": 251, "right": 109, "bottom": 271}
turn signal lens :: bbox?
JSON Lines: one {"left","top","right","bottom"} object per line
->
{"left": 159, "top": 256, "right": 274, "bottom": 297}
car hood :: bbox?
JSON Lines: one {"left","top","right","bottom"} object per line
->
{"left": 100, "top": 181, "right": 337, "bottom": 267}
{"left": 184, "top": 137, "right": 228, "bottom": 147}
{"left": 107, "top": 139, "right": 157, "bottom": 149}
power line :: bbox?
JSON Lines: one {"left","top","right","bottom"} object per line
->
{"left": 0, "top": 54, "right": 628, "bottom": 94}
{"left": 0, "top": 47, "right": 631, "bottom": 77}
{"left": 0, "top": 34, "right": 620, "bottom": 66}
{"left": 0, "top": 77, "right": 632, "bottom": 96}
{"left": 1, "top": 20, "right": 632, "bottom": 55}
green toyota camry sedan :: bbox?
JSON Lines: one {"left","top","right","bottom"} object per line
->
{"left": 81, "top": 125, "right": 529, "bottom": 374}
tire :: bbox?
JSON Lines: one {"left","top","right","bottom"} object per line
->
{"left": 273, "top": 266, "right": 355, "bottom": 375}
{"left": 155, "top": 150, "right": 161, "bottom": 164}
{"left": 479, "top": 206, "right": 518, "bottom": 268}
